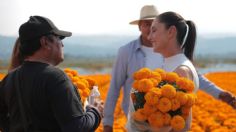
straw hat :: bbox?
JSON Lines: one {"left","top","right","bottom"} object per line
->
{"left": 129, "top": 5, "right": 159, "bottom": 25}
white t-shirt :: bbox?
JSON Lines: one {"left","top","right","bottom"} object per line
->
{"left": 141, "top": 45, "right": 164, "bottom": 69}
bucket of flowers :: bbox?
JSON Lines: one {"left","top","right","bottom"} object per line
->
{"left": 130, "top": 68, "right": 197, "bottom": 131}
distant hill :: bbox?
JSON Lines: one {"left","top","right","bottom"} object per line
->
{"left": 1, "top": 35, "right": 236, "bottom": 60}
{"left": 62, "top": 35, "right": 136, "bottom": 57}
{"left": 195, "top": 36, "right": 236, "bottom": 59}
{"left": 0, "top": 36, "right": 16, "bottom": 59}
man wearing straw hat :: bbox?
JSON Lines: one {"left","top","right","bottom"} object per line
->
{"left": 103, "top": 4, "right": 236, "bottom": 132}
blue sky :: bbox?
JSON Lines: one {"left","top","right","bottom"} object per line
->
{"left": 1, "top": 0, "right": 236, "bottom": 36}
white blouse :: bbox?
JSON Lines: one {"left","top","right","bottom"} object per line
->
{"left": 163, "top": 53, "right": 199, "bottom": 92}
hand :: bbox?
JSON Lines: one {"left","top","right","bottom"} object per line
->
{"left": 229, "top": 96, "right": 236, "bottom": 109}
{"left": 93, "top": 100, "right": 104, "bottom": 118}
{"left": 219, "top": 91, "right": 236, "bottom": 109}
{"left": 103, "top": 125, "right": 113, "bottom": 132}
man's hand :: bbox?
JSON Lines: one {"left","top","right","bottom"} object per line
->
{"left": 86, "top": 100, "right": 104, "bottom": 118}
{"left": 93, "top": 100, "right": 104, "bottom": 118}
{"left": 229, "top": 96, "right": 236, "bottom": 109}
{"left": 103, "top": 125, "right": 113, "bottom": 132}
{"left": 219, "top": 91, "right": 236, "bottom": 109}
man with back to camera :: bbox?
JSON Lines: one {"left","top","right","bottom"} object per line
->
{"left": 0, "top": 16, "right": 103, "bottom": 132}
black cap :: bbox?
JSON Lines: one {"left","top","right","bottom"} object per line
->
{"left": 19, "top": 16, "right": 72, "bottom": 41}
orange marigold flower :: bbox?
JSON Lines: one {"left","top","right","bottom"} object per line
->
{"left": 165, "top": 72, "right": 179, "bottom": 83}
{"left": 72, "top": 76, "right": 80, "bottom": 82}
{"left": 210, "top": 127, "right": 230, "bottom": 132}
{"left": 149, "top": 78, "right": 158, "bottom": 86}
{"left": 149, "top": 71, "right": 162, "bottom": 85}
{"left": 66, "top": 72, "right": 73, "bottom": 79}
{"left": 176, "top": 77, "right": 189, "bottom": 91}
{"left": 171, "top": 98, "right": 181, "bottom": 111}
{"left": 163, "top": 113, "right": 171, "bottom": 125}
{"left": 143, "top": 103, "right": 158, "bottom": 116}
{"left": 223, "top": 118, "right": 236, "bottom": 127}
{"left": 145, "top": 88, "right": 162, "bottom": 105}
{"left": 80, "top": 78, "right": 89, "bottom": 88}
{"left": 181, "top": 106, "right": 191, "bottom": 115}
{"left": 132, "top": 80, "right": 140, "bottom": 90}
{"left": 133, "top": 68, "right": 152, "bottom": 80}
{"left": 138, "top": 79, "right": 154, "bottom": 92}
{"left": 185, "top": 93, "right": 197, "bottom": 107}
{"left": 64, "top": 68, "right": 95, "bottom": 106}
{"left": 171, "top": 115, "right": 185, "bottom": 131}
{"left": 153, "top": 68, "right": 166, "bottom": 80}
{"left": 133, "top": 108, "right": 147, "bottom": 122}
{"left": 85, "top": 77, "right": 97, "bottom": 89}
{"left": 70, "top": 69, "right": 79, "bottom": 76}
{"left": 148, "top": 111, "right": 164, "bottom": 127}
{"left": 161, "top": 84, "right": 176, "bottom": 99}
{"left": 157, "top": 97, "right": 172, "bottom": 113}
{"left": 64, "top": 68, "right": 71, "bottom": 73}
{"left": 82, "top": 88, "right": 90, "bottom": 97}
{"left": 186, "top": 80, "right": 194, "bottom": 92}
{"left": 75, "top": 81, "right": 87, "bottom": 90}
{"left": 177, "top": 78, "right": 195, "bottom": 93}
{"left": 0, "top": 74, "right": 5, "bottom": 81}
{"left": 133, "top": 72, "right": 139, "bottom": 80}
{"left": 78, "top": 89, "right": 82, "bottom": 95}
{"left": 176, "top": 91, "right": 188, "bottom": 105}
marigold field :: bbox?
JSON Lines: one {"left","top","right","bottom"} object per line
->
{"left": 0, "top": 72, "right": 236, "bottom": 131}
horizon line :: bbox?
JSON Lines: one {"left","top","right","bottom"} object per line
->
{"left": 1, "top": 32, "right": 236, "bottom": 38}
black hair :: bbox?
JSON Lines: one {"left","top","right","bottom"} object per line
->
{"left": 157, "top": 11, "right": 196, "bottom": 61}
{"left": 19, "top": 34, "right": 55, "bottom": 57}
{"left": 19, "top": 38, "right": 41, "bottom": 57}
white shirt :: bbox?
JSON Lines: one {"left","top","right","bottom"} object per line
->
{"left": 141, "top": 45, "right": 164, "bottom": 69}
{"left": 163, "top": 53, "right": 199, "bottom": 92}
{"left": 163, "top": 53, "right": 199, "bottom": 132}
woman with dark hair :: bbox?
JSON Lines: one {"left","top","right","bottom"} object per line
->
{"left": 8, "top": 37, "right": 24, "bottom": 72}
{"left": 148, "top": 11, "right": 199, "bottom": 131}
{"left": 149, "top": 11, "right": 198, "bottom": 89}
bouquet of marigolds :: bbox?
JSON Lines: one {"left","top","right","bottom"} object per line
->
{"left": 64, "top": 68, "right": 98, "bottom": 107}
{"left": 129, "top": 68, "right": 197, "bottom": 131}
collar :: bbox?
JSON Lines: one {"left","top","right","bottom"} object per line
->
{"left": 134, "top": 36, "right": 143, "bottom": 51}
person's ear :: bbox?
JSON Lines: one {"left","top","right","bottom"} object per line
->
{"left": 168, "top": 25, "right": 177, "bottom": 39}
{"left": 40, "top": 36, "right": 51, "bottom": 50}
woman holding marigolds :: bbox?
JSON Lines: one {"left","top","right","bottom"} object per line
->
{"left": 127, "top": 11, "right": 199, "bottom": 132}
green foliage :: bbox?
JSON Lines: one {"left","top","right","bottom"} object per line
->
{"left": 169, "top": 108, "right": 182, "bottom": 117}
{"left": 133, "top": 92, "right": 146, "bottom": 111}
{"left": 157, "top": 81, "right": 168, "bottom": 87}
{"left": 59, "top": 57, "right": 114, "bottom": 70}
{"left": 157, "top": 81, "right": 186, "bottom": 92}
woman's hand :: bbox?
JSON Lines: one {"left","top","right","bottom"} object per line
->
{"left": 103, "top": 125, "right": 113, "bottom": 132}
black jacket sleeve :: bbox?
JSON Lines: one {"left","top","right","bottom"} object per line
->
{"left": 46, "top": 70, "right": 101, "bottom": 131}
{"left": 61, "top": 107, "right": 101, "bottom": 132}
{"left": 0, "top": 79, "right": 9, "bottom": 132}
